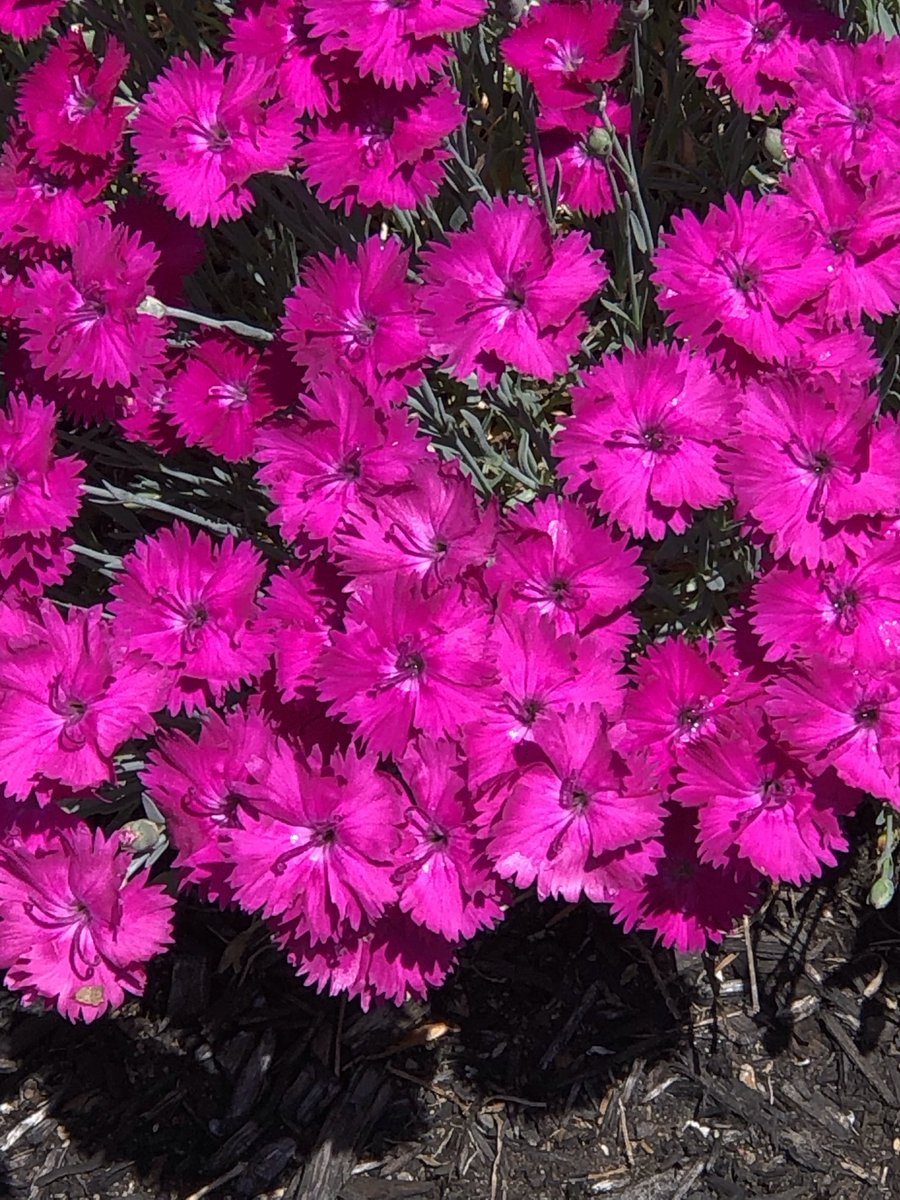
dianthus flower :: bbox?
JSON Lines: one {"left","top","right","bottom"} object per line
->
{"left": 275, "top": 907, "right": 457, "bottom": 1009}
{"left": 503, "top": 1, "right": 627, "bottom": 110}
{"left": 675, "top": 709, "right": 858, "bottom": 884}
{"left": 259, "top": 560, "right": 342, "bottom": 701}
{"left": 142, "top": 705, "right": 277, "bottom": 904}
{"left": 784, "top": 36, "right": 900, "bottom": 178}
{"left": 0, "top": 817, "right": 174, "bottom": 1022}
{"left": 299, "top": 77, "right": 462, "bottom": 214}
{"left": 750, "top": 537, "right": 900, "bottom": 667}
{"left": 16, "top": 31, "right": 131, "bottom": 173}
{"left": 483, "top": 705, "right": 664, "bottom": 903}
{"left": 224, "top": 740, "right": 404, "bottom": 942}
{"left": 724, "top": 374, "right": 899, "bottom": 567}
{"left": 115, "top": 353, "right": 187, "bottom": 455}
{"left": 132, "top": 53, "right": 298, "bottom": 226}
{"left": 226, "top": 0, "right": 342, "bottom": 116}
{"left": 304, "top": 0, "right": 485, "bottom": 88}
{"left": 610, "top": 805, "right": 761, "bottom": 952}
{"left": 109, "top": 524, "right": 270, "bottom": 715}
{"left": 557, "top": 342, "right": 735, "bottom": 539}
{"left": 681, "top": 0, "right": 839, "bottom": 114}
{"left": 781, "top": 161, "right": 900, "bottom": 325}
{"left": 485, "top": 495, "right": 644, "bottom": 637}
{"left": 0, "top": 393, "right": 83, "bottom": 595}
{"left": 165, "top": 334, "right": 280, "bottom": 462}
{"left": 525, "top": 97, "right": 630, "bottom": 218}
{"left": 0, "top": 0, "right": 65, "bottom": 40}
{"left": 256, "top": 376, "right": 428, "bottom": 547}
{"left": 335, "top": 460, "right": 497, "bottom": 593}
{"left": 766, "top": 659, "right": 900, "bottom": 805}
{"left": 281, "top": 236, "right": 429, "bottom": 405}
{"left": 653, "top": 191, "right": 831, "bottom": 363}
{"left": 0, "top": 601, "right": 171, "bottom": 799}
{"left": 16, "top": 217, "right": 168, "bottom": 389}
{"left": 317, "top": 575, "right": 496, "bottom": 757}
{"left": 394, "top": 741, "right": 505, "bottom": 940}
{"left": 420, "top": 196, "right": 607, "bottom": 386}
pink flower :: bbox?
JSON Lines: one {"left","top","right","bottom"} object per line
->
{"left": 0, "top": 391, "right": 82, "bottom": 543}
{"left": 317, "top": 575, "right": 496, "bottom": 757}
{"left": 0, "top": 818, "right": 174, "bottom": 1022}
{"left": 16, "top": 31, "right": 131, "bottom": 171}
{"left": 781, "top": 161, "right": 900, "bottom": 325}
{"left": 16, "top": 218, "right": 168, "bottom": 389}
{"left": 394, "top": 740, "right": 504, "bottom": 940}
{"left": 256, "top": 376, "right": 429, "bottom": 547}
{"left": 281, "top": 236, "right": 429, "bottom": 405}
{"left": 750, "top": 537, "right": 900, "bottom": 668}
{"left": 275, "top": 907, "right": 457, "bottom": 1009}
{"left": 165, "top": 334, "right": 280, "bottom": 462}
{"left": 766, "top": 659, "right": 900, "bottom": 804}
{"left": 109, "top": 524, "right": 270, "bottom": 715}
{"left": 484, "top": 705, "right": 664, "bottom": 903}
{"left": 652, "top": 191, "right": 831, "bottom": 363}
{"left": 225, "top": 0, "right": 342, "bottom": 116}
{"left": 259, "top": 560, "right": 341, "bottom": 701}
{"left": 420, "top": 196, "right": 607, "bottom": 386}
{"left": 503, "top": 1, "right": 627, "bottom": 110}
{"left": 335, "top": 461, "right": 497, "bottom": 593}
{"left": 224, "top": 740, "right": 404, "bottom": 942}
{"left": 681, "top": 0, "right": 839, "bottom": 114}
{"left": 132, "top": 54, "right": 298, "bottom": 226}
{"left": 485, "top": 495, "right": 644, "bottom": 636}
{"left": 299, "top": 76, "right": 462, "bottom": 214}
{"left": 0, "top": 0, "right": 65, "bottom": 38}
{"left": 558, "top": 342, "right": 735, "bottom": 539}
{"left": 115, "top": 353, "right": 187, "bottom": 455}
{"left": 724, "top": 374, "right": 898, "bottom": 567}
{"left": 304, "top": 0, "right": 485, "bottom": 88}
{"left": 611, "top": 805, "right": 761, "bottom": 952}
{"left": 784, "top": 36, "right": 900, "bottom": 178}
{"left": 0, "top": 601, "right": 170, "bottom": 799}
{"left": 675, "top": 710, "right": 858, "bottom": 884}
{"left": 143, "top": 705, "right": 277, "bottom": 904}
{"left": 525, "top": 97, "right": 630, "bottom": 218}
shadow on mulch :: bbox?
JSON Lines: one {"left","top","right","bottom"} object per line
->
{"left": 2, "top": 807, "right": 900, "bottom": 1200}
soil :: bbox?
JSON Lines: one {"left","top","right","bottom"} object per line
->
{"left": 2, "top": 809, "right": 900, "bottom": 1200}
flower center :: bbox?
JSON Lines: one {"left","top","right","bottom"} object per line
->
{"left": 560, "top": 773, "right": 591, "bottom": 811}
{"left": 752, "top": 19, "right": 780, "bottom": 43}
{"left": 855, "top": 704, "right": 879, "bottom": 725}
{"left": 64, "top": 76, "right": 98, "bottom": 122}
{"left": 208, "top": 381, "right": 250, "bottom": 410}
{"left": 544, "top": 36, "right": 585, "bottom": 73}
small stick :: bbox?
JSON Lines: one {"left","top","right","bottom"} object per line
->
{"left": 618, "top": 1097, "right": 635, "bottom": 1168}
{"left": 490, "top": 1115, "right": 505, "bottom": 1200}
{"left": 743, "top": 915, "right": 760, "bottom": 1015}
{"left": 184, "top": 1164, "right": 244, "bottom": 1200}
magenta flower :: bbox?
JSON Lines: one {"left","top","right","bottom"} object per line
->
{"left": 394, "top": 741, "right": 504, "bottom": 940}
{"left": 784, "top": 37, "right": 900, "bottom": 179}
{"left": 304, "top": 0, "right": 485, "bottom": 88}
{"left": 503, "top": 1, "right": 627, "bottom": 110}
{"left": 750, "top": 538, "right": 900, "bottom": 668}
{"left": 525, "top": 97, "right": 630, "bottom": 218}
{"left": 226, "top": 0, "right": 342, "bottom": 116}
{"left": 256, "top": 376, "right": 428, "bottom": 547}
{"left": 299, "top": 76, "right": 462, "bottom": 214}
{"left": 675, "top": 710, "right": 858, "bottom": 884}
{"left": 420, "top": 196, "right": 607, "bottom": 386}
{"left": 0, "top": 0, "right": 65, "bottom": 38}
{"left": 724, "top": 374, "right": 898, "bottom": 567}
{"left": 259, "top": 560, "right": 341, "bottom": 702}
{"left": 281, "top": 236, "right": 429, "bottom": 406}
{"left": 485, "top": 495, "right": 644, "bottom": 637}
{"left": 115, "top": 353, "right": 187, "bottom": 456}
{"left": 781, "top": 161, "right": 900, "bottom": 325}
{"left": 484, "top": 705, "right": 664, "bottom": 903}
{"left": 335, "top": 461, "right": 498, "bottom": 593}
{"left": 681, "top": 0, "right": 839, "bottom": 114}
{"left": 766, "top": 660, "right": 900, "bottom": 805}
{"left": 224, "top": 740, "right": 404, "bottom": 942}
{"left": 132, "top": 54, "right": 298, "bottom": 226}
{"left": 165, "top": 334, "right": 280, "bottom": 462}
{"left": 16, "top": 218, "right": 168, "bottom": 389}
{"left": 16, "top": 31, "right": 132, "bottom": 172}
{"left": 558, "top": 342, "right": 735, "bottom": 539}
{"left": 611, "top": 805, "right": 761, "bottom": 952}
{"left": 0, "top": 818, "right": 174, "bottom": 1022}
{"left": 653, "top": 191, "right": 831, "bottom": 363}
{"left": 317, "top": 576, "right": 496, "bottom": 757}
{"left": 0, "top": 601, "right": 171, "bottom": 799}
{"left": 109, "top": 524, "right": 270, "bottom": 715}
{"left": 143, "top": 705, "right": 277, "bottom": 904}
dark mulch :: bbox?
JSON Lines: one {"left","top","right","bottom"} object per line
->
{"left": 3, "top": 813, "right": 900, "bottom": 1200}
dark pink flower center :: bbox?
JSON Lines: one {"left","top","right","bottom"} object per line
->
{"left": 608, "top": 424, "right": 682, "bottom": 455}
{"left": 560, "top": 773, "right": 591, "bottom": 811}
{"left": 209, "top": 380, "right": 250, "bottom": 410}
{"left": 0, "top": 465, "right": 19, "bottom": 497}
{"left": 516, "top": 696, "right": 544, "bottom": 725}
{"left": 855, "top": 703, "right": 879, "bottom": 725}
{"left": 49, "top": 675, "right": 93, "bottom": 749}
{"left": 824, "top": 580, "right": 859, "bottom": 634}
{"left": 64, "top": 76, "right": 98, "bottom": 122}
{"left": 760, "top": 775, "right": 793, "bottom": 807}
{"left": 543, "top": 36, "right": 585, "bottom": 73}
{"left": 751, "top": 19, "right": 780, "bottom": 44}
{"left": 177, "top": 114, "right": 233, "bottom": 154}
